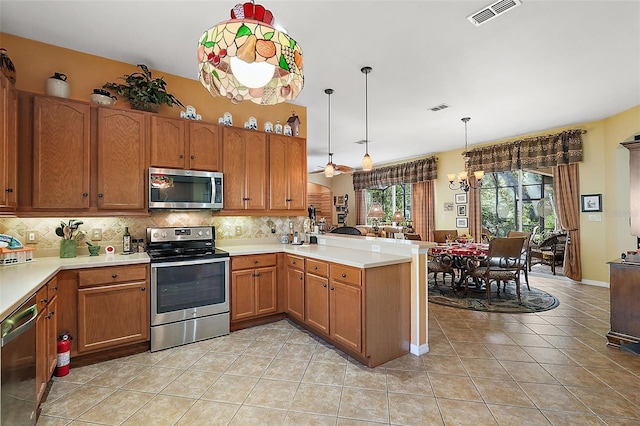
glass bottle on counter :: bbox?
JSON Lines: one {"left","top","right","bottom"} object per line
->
{"left": 123, "top": 227, "right": 132, "bottom": 253}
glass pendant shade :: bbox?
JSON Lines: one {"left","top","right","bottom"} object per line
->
{"left": 324, "top": 162, "right": 335, "bottom": 178}
{"left": 198, "top": 1, "right": 304, "bottom": 105}
{"left": 362, "top": 153, "right": 372, "bottom": 171}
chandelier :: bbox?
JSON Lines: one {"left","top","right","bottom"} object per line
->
{"left": 197, "top": 1, "right": 304, "bottom": 105}
{"left": 448, "top": 117, "right": 484, "bottom": 192}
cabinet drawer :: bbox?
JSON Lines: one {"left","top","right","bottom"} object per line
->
{"left": 306, "top": 259, "right": 328, "bottom": 277}
{"left": 331, "top": 264, "right": 362, "bottom": 287}
{"left": 286, "top": 254, "right": 305, "bottom": 270}
{"left": 232, "top": 253, "right": 277, "bottom": 270}
{"left": 36, "top": 285, "right": 48, "bottom": 312}
{"left": 78, "top": 265, "right": 148, "bottom": 288}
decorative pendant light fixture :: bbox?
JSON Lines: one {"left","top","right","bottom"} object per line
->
{"left": 361, "top": 66, "right": 373, "bottom": 171}
{"left": 197, "top": 1, "right": 304, "bottom": 105}
{"left": 324, "top": 88, "right": 335, "bottom": 178}
{"left": 448, "top": 117, "right": 484, "bottom": 192}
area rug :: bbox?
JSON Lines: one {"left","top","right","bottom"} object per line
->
{"left": 428, "top": 282, "right": 560, "bottom": 313}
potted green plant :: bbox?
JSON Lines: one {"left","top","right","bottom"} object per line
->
{"left": 103, "top": 64, "right": 184, "bottom": 113}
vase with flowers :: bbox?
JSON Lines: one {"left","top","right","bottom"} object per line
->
{"left": 55, "top": 219, "right": 84, "bottom": 258}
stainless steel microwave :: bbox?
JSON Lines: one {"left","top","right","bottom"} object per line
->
{"left": 148, "top": 167, "right": 223, "bottom": 210}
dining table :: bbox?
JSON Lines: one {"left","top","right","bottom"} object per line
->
{"left": 430, "top": 243, "right": 490, "bottom": 289}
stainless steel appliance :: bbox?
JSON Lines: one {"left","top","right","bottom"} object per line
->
{"left": 149, "top": 167, "right": 223, "bottom": 210}
{"left": 1, "top": 295, "right": 37, "bottom": 425}
{"left": 147, "top": 226, "right": 230, "bottom": 352}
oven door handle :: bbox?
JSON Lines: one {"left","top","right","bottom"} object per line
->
{"left": 150, "top": 257, "right": 229, "bottom": 268}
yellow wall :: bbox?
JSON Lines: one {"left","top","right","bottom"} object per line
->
{"left": 0, "top": 33, "right": 306, "bottom": 137}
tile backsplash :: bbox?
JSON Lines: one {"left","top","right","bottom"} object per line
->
{"left": 0, "top": 213, "right": 304, "bottom": 257}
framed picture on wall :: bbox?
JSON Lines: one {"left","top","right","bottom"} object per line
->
{"left": 457, "top": 205, "right": 467, "bottom": 216}
{"left": 581, "top": 194, "right": 602, "bottom": 212}
{"left": 455, "top": 193, "right": 467, "bottom": 204}
{"left": 456, "top": 217, "right": 468, "bottom": 228}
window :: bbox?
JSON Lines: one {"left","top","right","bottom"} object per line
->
{"left": 480, "top": 170, "right": 556, "bottom": 238}
{"left": 364, "top": 184, "right": 412, "bottom": 225}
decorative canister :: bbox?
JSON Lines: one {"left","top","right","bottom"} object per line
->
{"left": 59, "top": 239, "right": 77, "bottom": 258}
{"left": 46, "top": 72, "right": 70, "bottom": 98}
{"left": 0, "top": 48, "right": 16, "bottom": 84}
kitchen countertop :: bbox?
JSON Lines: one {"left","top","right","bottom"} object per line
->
{"left": 219, "top": 243, "right": 412, "bottom": 269}
{"left": 0, "top": 253, "right": 149, "bottom": 322}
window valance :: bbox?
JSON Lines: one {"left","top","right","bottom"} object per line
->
{"left": 353, "top": 156, "right": 437, "bottom": 190}
{"left": 466, "top": 129, "right": 584, "bottom": 173}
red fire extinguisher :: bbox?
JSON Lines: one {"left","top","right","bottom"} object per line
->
{"left": 55, "top": 332, "right": 72, "bottom": 377}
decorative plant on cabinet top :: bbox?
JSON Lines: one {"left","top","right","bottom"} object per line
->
{"left": 103, "top": 64, "right": 185, "bottom": 113}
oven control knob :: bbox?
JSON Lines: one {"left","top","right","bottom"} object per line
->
{"left": 198, "top": 231, "right": 204, "bottom": 236}
{"left": 161, "top": 232, "right": 168, "bottom": 238}
{"left": 153, "top": 232, "right": 159, "bottom": 238}
{"left": 205, "top": 230, "right": 211, "bottom": 236}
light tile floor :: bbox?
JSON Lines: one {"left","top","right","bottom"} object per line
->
{"left": 37, "top": 273, "right": 640, "bottom": 425}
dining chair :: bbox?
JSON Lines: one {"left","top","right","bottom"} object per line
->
{"left": 428, "top": 252, "right": 456, "bottom": 288}
{"left": 528, "top": 232, "right": 567, "bottom": 275}
{"left": 507, "top": 230, "right": 531, "bottom": 290}
{"left": 465, "top": 237, "right": 525, "bottom": 304}
{"left": 433, "top": 230, "right": 458, "bottom": 243}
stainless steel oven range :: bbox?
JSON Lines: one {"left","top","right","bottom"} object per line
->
{"left": 147, "top": 226, "right": 229, "bottom": 352}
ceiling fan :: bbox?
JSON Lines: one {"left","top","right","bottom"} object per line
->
{"left": 309, "top": 88, "right": 355, "bottom": 176}
{"left": 309, "top": 158, "right": 354, "bottom": 175}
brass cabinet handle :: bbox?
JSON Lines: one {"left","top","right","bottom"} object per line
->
{"left": 299, "top": 275, "right": 303, "bottom": 280}
{"left": 314, "top": 266, "right": 318, "bottom": 270}
{"left": 40, "top": 298, "right": 48, "bottom": 304}
{"left": 191, "top": 155, "right": 195, "bottom": 159}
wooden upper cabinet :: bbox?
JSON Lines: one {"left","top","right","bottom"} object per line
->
{"left": 96, "top": 108, "right": 147, "bottom": 210}
{"left": 0, "top": 74, "right": 17, "bottom": 210}
{"left": 151, "top": 117, "right": 221, "bottom": 171}
{"left": 189, "top": 122, "right": 221, "bottom": 171}
{"left": 269, "top": 135, "right": 307, "bottom": 211}
{"left": 222, "top": 127, "right": 267, "bottom": 211}
{"left": 150, "top": 116, "right": 186, "bottom": 169}
{"left": 32, "top": 97, "right": 90, "bottom": 209}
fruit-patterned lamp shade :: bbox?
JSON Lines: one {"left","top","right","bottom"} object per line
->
{"left": 198, "top": 2, "right": 304, "bottom": 105}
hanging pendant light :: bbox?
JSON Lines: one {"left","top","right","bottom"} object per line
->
{"left": 448, "top": 117, "right": 484, "bottom": 191}
{"left": 197, "top": 1, "right": 304, "bottom": 105}
{"left": 324, "top": 88, "right": 335, "bottom": 178}
{"left": 361, "top": 66, "right": 373, "bottom": 171}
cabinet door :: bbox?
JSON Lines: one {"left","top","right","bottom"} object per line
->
{"left": 0, "top": 75, "right": 17, "bottom": 209}
{"left": 222, "top": 127, "right": 247, "bottom": 210}
{"left": 46, "top": 296, "right": 58, "bottom": 377}
{"left": 244, "top": 131, "right": 268, "bottom": 210}
{"left": 286, "top": 267, "right": 305, "bottom": 321}
{"left": 305, "top": 273, "right": 329, "bottom": 334}
{"left": 330, "top": 280, "right": 362, "bottom": 352}
{"left": 255, "top": 266, "right": 277, "bottom": 316}
{"left": 231, "top": 269, "right": 256, "bottom": 321}
{"left": 189, "top": 122, "right": 221, "bottom": 171}
{"left": 269, "top": 135, "right": 306, "bottom": 211}
{"left": 150, "top": 116, "right": 186, "bottom": 168}
{"left": 32, "top": 97, "right": 90, "bottom": 209}
{"left": 35, "top": 308, "right": 48, "bottom": 404}
{"left": 97, "top": 108, "right": 147, "bottom": 210}
{"left": 77, "top": 281, "right": 149, "bottom": 353}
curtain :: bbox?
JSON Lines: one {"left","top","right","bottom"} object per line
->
{"left": 467, "top": 175, "right": 482, "bottom": 241}
{"left": 354, "top": 190, "right": 366, "bottom": 225}
{"left": 553, "top": 163, "right": 582, "bottom": 281}
{"left": 466, "top": 129, "right": 584, "bottom": 172}
{"left": 412, "top": 181, "right": 434, "bottom": 241}
{"left": 353, "top": 156, "right": 437, "bottom": 190}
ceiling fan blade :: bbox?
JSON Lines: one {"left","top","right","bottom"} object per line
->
{"left": 335, "top": 164, "right": 354, "bottom": 173}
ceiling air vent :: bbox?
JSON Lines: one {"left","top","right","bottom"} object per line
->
{"left": 429, "top": 104, "right": 450, "bottom": 112}
{"left": 468, "top": 0, "right": 522, "bottom": 26}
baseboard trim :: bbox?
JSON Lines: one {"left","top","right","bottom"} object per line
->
{"left": 577, "top": 279, "right": 609, "bottom": 288}
{"left": 410, "top": 343, "right": 429, "bottom": 356}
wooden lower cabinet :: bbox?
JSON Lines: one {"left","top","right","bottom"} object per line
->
{"left": 286, "top": 255, "right": 305, "bottom": 321}
{"left": 329, "top": 279, "right": 362, "bottom": 352}
{"left": 36, "top": 277, "right": 58, "bottom": 404}
{"left": 76, "top": 265, "right": 149, "bottom": 353}
{"left": 231, "top": 254, "right": 278, "bottom": 322}
{"left": 607, "top": 261, "right": 640, "bottom": 348}
{"left": 305, "top": 273, "right": 329, "bottom": 333}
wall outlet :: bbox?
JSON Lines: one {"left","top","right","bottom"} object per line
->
{"left": 372, "top": 244, "right": 381, "bottom": 253}
{"left": 27, "top": 230, "right": 37, "bottom": 243}
{"left": 235, "top": 226, "right": 242, "bottom": 236}
{"left": 91, "top": 228, "right": 103, "bottom": 241}
{"left": 318, "top": 238, "right": 326, "bottom": 245}
{"left": 588, "top": 214, "right": 602, "bottom": 222}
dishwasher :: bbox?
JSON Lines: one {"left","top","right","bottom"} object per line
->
{"left": 1, "top": 295, "right": 38, "bottom": 426}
